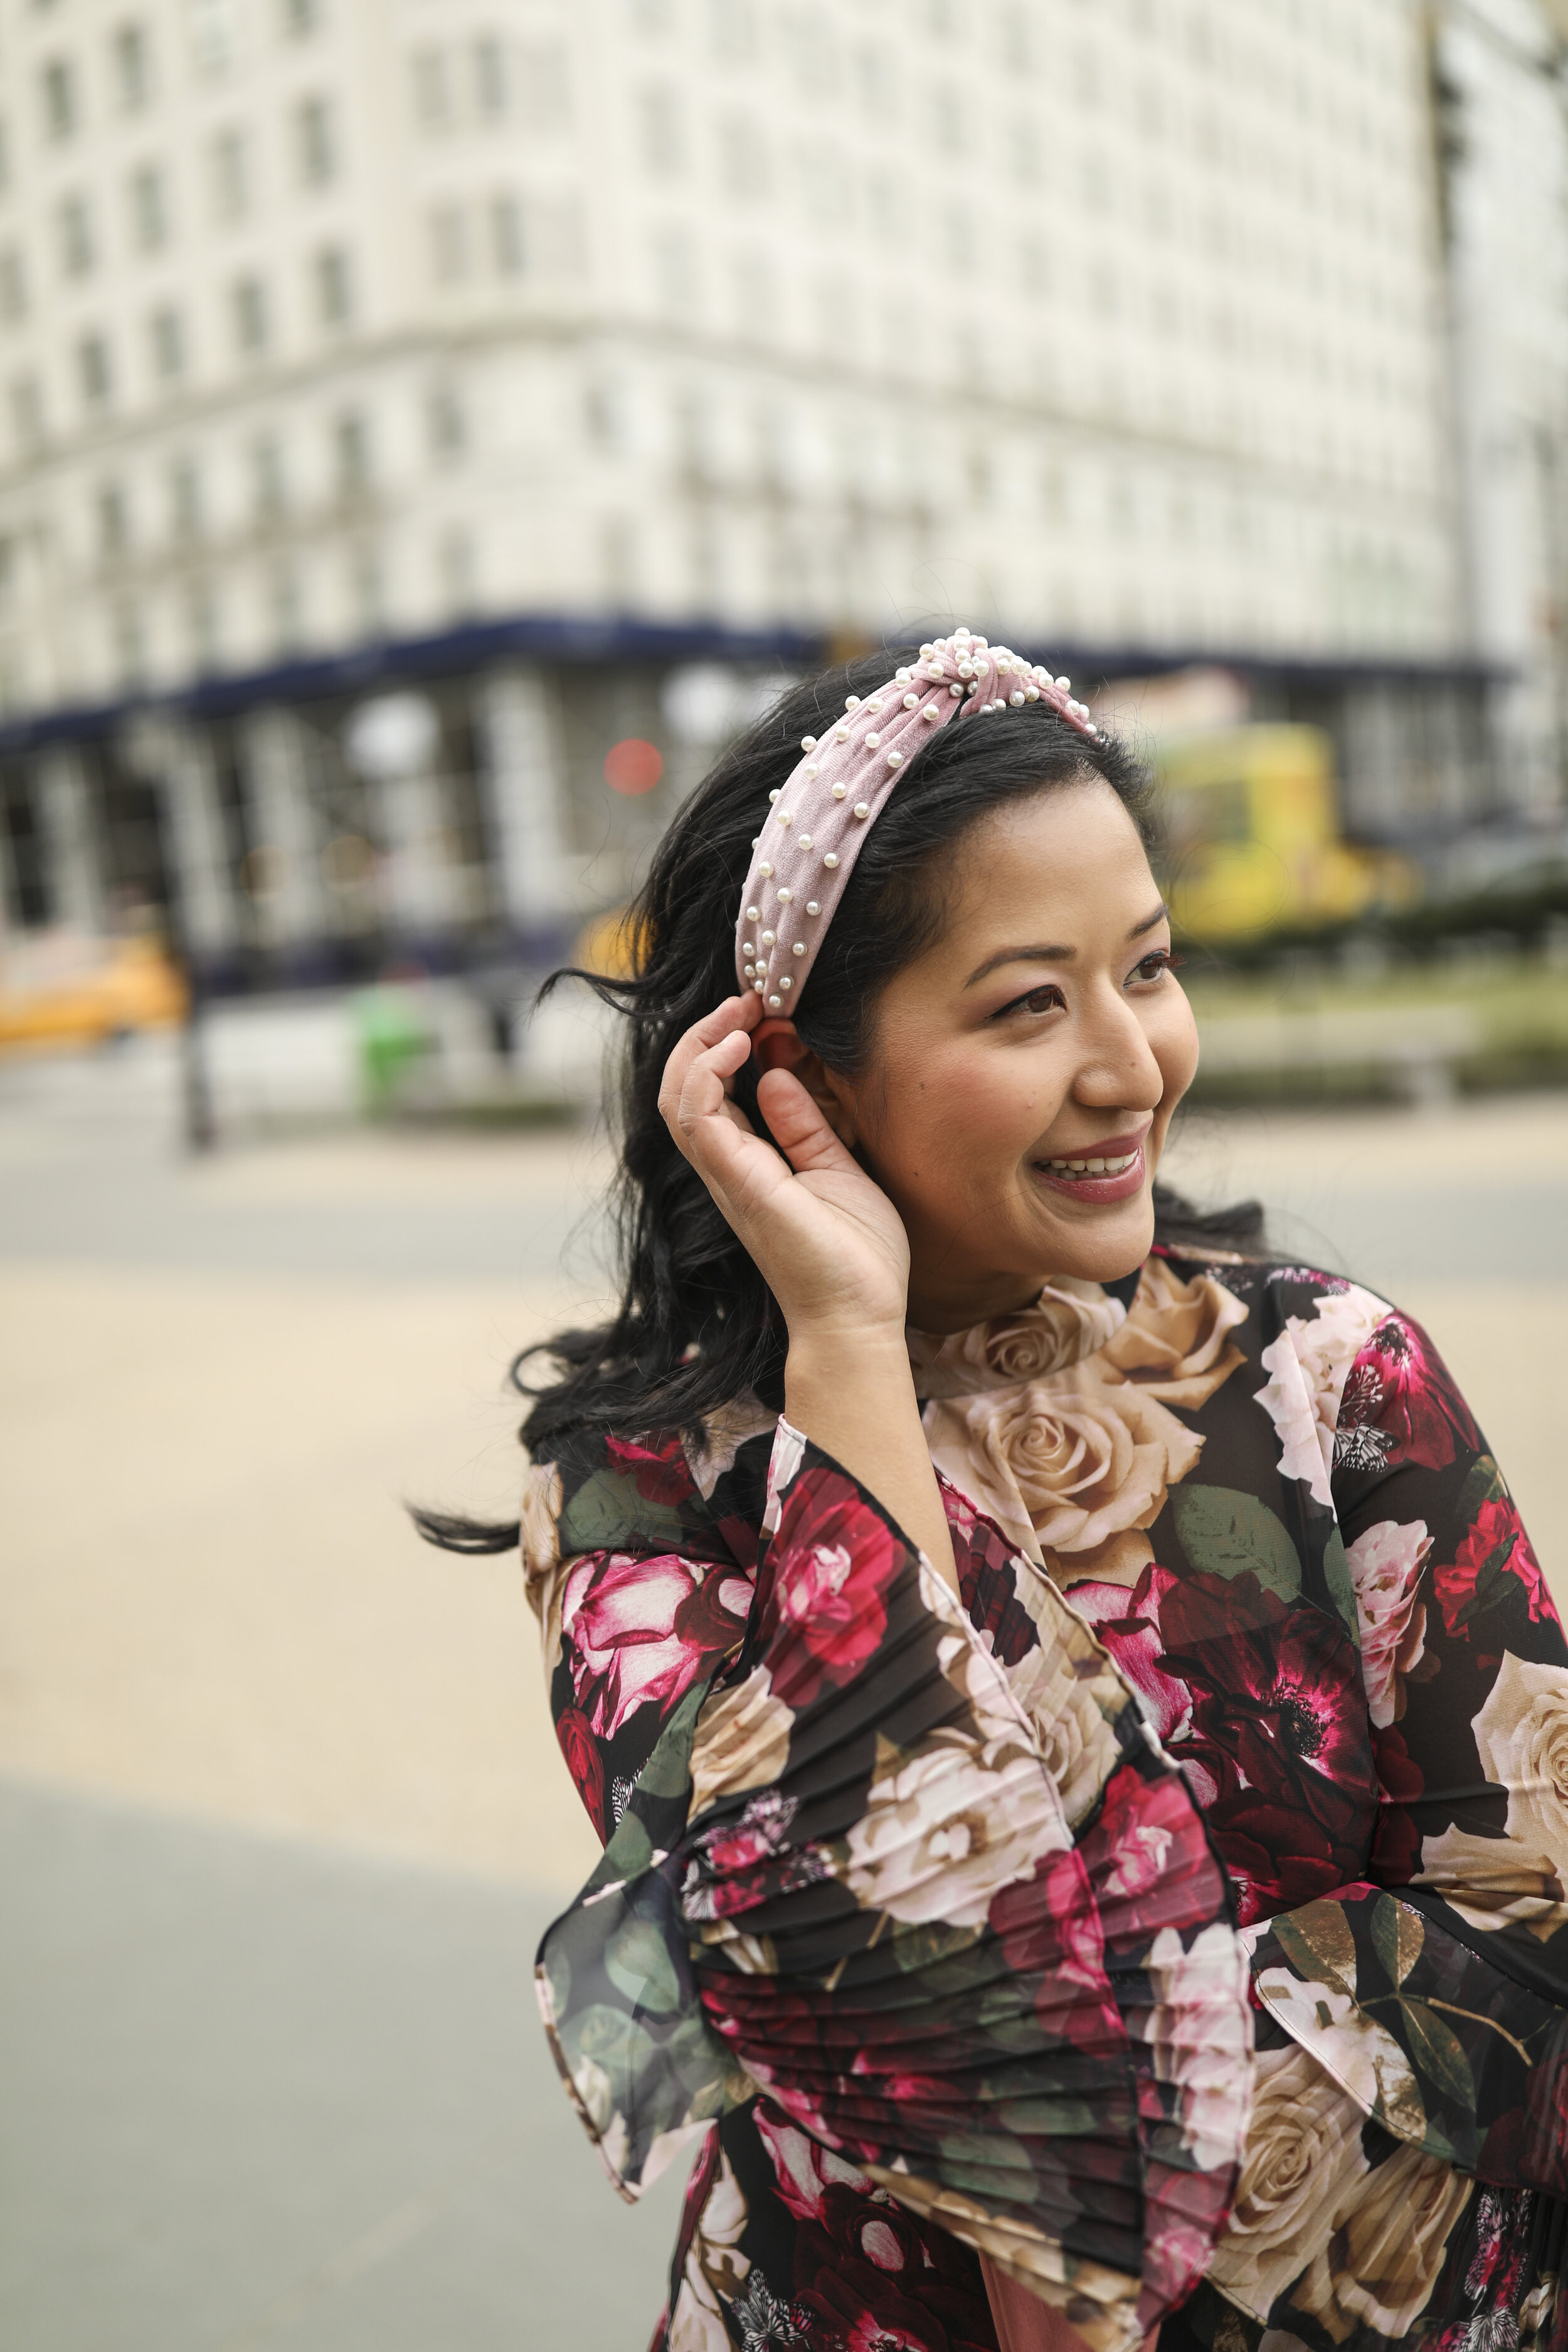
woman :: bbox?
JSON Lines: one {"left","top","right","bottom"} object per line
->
{"left": 428, "top": 636, "right": 1568, "bottom": 2352}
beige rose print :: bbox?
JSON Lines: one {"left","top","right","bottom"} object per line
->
{"left": 908, "top": 1279, "right": 1126, "bottom": 1399}
{"left": 1207, "top": 2042, "right": 1368, "bottom": 2319}
{"left": 665, "top": 2149, "right": 751, "bottom": 2352}
{"left": 689, "top": 1665, "right": 795, "bottom": 1821}
{"left": 1290, "top": 2139, "right": 1473, "bottom": 2344}
{"left": 1422, "top": 1648, "right": 1568, "bottom": 1941}
{"left": 1102, "top": 1261, "right": 1249, "bottom": 1409}
{"left": 840, "top": 1730, "right": 1068, "bottom": 1928}
{"left": 521, "top": 1460, "right": 566, "bottom": 1679}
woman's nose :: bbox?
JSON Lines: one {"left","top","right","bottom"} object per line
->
{"left": 1073, "top": 988, "right": 1165, "bottom": 1108}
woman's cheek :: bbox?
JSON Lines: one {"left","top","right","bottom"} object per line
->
{"left": 1152, "top": 989, "right": 1200, "bottom": 1109}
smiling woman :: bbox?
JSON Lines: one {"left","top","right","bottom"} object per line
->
{"left": 420, "top": 641, "right": 1567, "bottom": 2352}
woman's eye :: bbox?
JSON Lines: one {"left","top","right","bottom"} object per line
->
{"left": 1007, "top": 984, "right": 1066, "bottom": 1017}
{"left": 1131, "top": 949, "right": 1183, "bottom": 984}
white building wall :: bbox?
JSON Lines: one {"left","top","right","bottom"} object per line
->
{"left": 0, "top": 0, "right": 1471, "bottom": 728}
{"left": 1438, "top": 0, "right": 1568, "bottom": 818}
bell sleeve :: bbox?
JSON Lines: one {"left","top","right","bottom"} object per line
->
{"left": 535, "top": 1418, "right": 1253, "bottom": 2352}
{"left": 1241, "top": 1303, "right": 1568, "bottom": 2196}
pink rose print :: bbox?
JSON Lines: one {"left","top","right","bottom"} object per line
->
{"left": 554, "top": 1705, "right": 607, "bottom": 1843}
{"left": 561, "top": 1549, "right": 750, "bottom": 1741}
{"left": 1071, "top": 1562, "right": 1195, "bottom": 1746}
{"left": 766, "top": 1470, "right": 896, "bottom": 1707}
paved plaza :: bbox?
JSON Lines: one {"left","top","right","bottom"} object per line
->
{"left": 2, "top": 1036, "right": 1566, "bottom": 2351}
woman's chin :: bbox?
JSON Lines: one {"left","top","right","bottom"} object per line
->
{"left": 1025, "top": 1189, "right": 1155, "bottom": 1286}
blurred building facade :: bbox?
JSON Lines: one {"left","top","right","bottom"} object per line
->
{"left": 0, "top": 0, "right": 1563, "bottom": 979}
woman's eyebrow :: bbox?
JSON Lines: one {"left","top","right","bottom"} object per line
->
{"left": 963, "top": 904, "right": 1169, "bottom": 989}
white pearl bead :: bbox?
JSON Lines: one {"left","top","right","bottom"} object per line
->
{"left": 743, "top": 963, "right": 755, "bottom": 977}
{"left": 759, "top": 861, "right": 773, "bottom": 877}
{"left": 769, "top": 788, "right": 781, "bottom": 803}
{"left": 957, "top": 661, "right": 975, "bottom": 680}
{"left": 834, "top": 724, "right": 850, "bottom": 741}
{"left": 895, "top": 669, "right": 911, "bottom": 682}
{"left": 824, "top": 852, "right": 839, "bottom": 869}
{"left": 777, "top": 810, "right": 792, "bottom": 825}
{"left": 853, "top": 802, "right": 869, "bottom": 819}
{"left": 798, "top": 834, "right": 813, "bottom": 849}
{"left": 903, "top": 693, "right": 918, "bottom": 709}
{"left": 806, "top": 900, "right": 820, "bottom": 916}
{"left": 777, "top": 888, "right": 792, "bottom": 904}
{"left": 792, "top": 941, "right": 805, "bottom": 956}
{"left": 801, "top": 736, "right": 818, "bottom": 751}
{"left": 1010, "top": 691, "right": 1025, "bottom": 707}
{"left": 1056, "top": 676, "right": 1071, "bottom": 691}
{"left": 754, "top": 980, "right": 765, "bottom": 994}
{"left": 973, "top": 635, "right": 987, "bottom": 650}
{"left": 761, "top": 928, "right": 776, "bottom": 945}
{"left": 1025, "top": 686, "right": 1039, "bottom": 701}
{"left": 746, "top": 906, "right": 760, "bottom": 921}
{"left": 922, "top": 705, "right": 940, "bottom": 721}
{"left": 865, "top": 732, "right": 881, "bottom": 749}
{"left": 885, "top": 748, "right": 901, "bottom": 767}
{"left": 948, "top": 684, "right": 961, "bottom": 698}
{"left": 780, "top": 976, "right": 792, "bottom": 990}
{"left": 767, "top": 995, "right": 781, "bottom": 1009}
{"left": 803, "top": 763, "right": 818, "bottom": 780}
{"left": 845, "top": 695, "right": 861, "bottom": 710}
{"left": 919, "top": 644, "right": 934, "bottom": 659}
{"left": 742, "top": 940, "right": 755, "bottom": 954}
{"left": 751, "top": 837, "right": 761, "bottom": 849}
{"left": 831, "top": 783, "right": 847, "bottom": 800}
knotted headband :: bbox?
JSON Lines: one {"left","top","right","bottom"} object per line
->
{"left": 736, "top": 627, "right": 1099, "bottom": 1010}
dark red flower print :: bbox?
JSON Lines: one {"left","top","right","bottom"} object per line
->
{"left": 672, "top": 1563, "right": 754, "bottom": 1651}
{"left": 605, "top": 1429, "right": 692, "bottom": 1507}
{"left": 799, "top": 2251, "right": 962, "bottom": 2352}
{"left": 1337, "top": 1317, "right": 1480, "bottom": 1476}
{"left": 1437, "top": 1496, "right": 1553, "bottom": 1641}
{"left": 944, "top": 1476, "right": 1042, "bottom": 1670}
{"left": 1367, "top": 1723, "right": 1424, "bottom": 1885}
{"left": 764, "top": 1470, "right": 896, "bottom": 1707}
{"left": 554, "top": 1705, "right": 607, "bottom": 1843}
{"left": 1156, "top": 1569, "right": 1376, "bottom": 1914}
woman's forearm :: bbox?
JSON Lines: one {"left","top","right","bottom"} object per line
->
{"left": 783, "top": 1330, "right": 959, "bottom": 1592}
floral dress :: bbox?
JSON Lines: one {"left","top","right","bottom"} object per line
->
{"left": 522, "top": 1253, "right": 1568, "bottom": 2352}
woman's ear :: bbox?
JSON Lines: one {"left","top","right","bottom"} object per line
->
{"left": 753, "top": 1020, "right": 859, "bottom": 1146}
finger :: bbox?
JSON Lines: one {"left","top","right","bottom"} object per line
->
{"left": 657, "top": 993, "right": 758, "bottom": 1129}
{"left": 667, "top": 1029, "right": 760, "bottom": 1172}
{"left": 755, "top": 1066, "right": 864, "bottom": 1180}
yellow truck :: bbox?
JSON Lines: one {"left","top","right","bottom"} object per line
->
{"left": 1158, "top": 724, "right": 1414, "bottom": 942}
{"left": 0, "top": 931, "right": 188, "bottom": 1051}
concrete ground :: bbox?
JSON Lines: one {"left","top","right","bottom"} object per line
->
{"left": 2, "top": 1034, "right": 1566, "bottom": 2351}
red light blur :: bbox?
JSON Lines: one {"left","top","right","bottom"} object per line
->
{"left": 603, "top": 738, "right": 664, "bottom": 795}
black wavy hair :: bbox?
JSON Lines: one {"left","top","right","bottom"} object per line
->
{"left": 416, "top": 644, "right": 1263, "bottom": 1553}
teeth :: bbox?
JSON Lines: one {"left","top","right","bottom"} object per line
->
{"left": 1041, "top": 1151, "right": 1137, "bottom": 1177}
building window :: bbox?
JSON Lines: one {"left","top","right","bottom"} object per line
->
{"left": 335, "top": 410, "right": 369, "bottom": 495}
{"left": 314, "top": 245, "right": 352, "bottom": 326}
{"left": 41, "top": 58, "right": 78, "bottom": 142}
{"left": 350, "top": 543, "right": 383, "bottom": 633}
{"left": 128, "top": 163, "right": 168, "bottom": 251}
{"left": 113, "top": 600, "right": 146, "bottom": 689}
{"left": 231, "top": 275, "right": 269, "bottom": 354}
{"left": 491, "top": 193, "right": 524, "bottom": 277}
{"left": 9, "top": 377, "right": 44, "bottom": 455}
{"left": 98, "top": 481, "right": 130, "bottom": 558}
{"left": 474, "top": 34, "right": 507, "bottom": 119}
{"left": 426, "top": 383, "right": 465, "bottom": 459}
{"left": 58, "top": 193, "right": 95, "bottom": 278}
{"left": 209, "top": 128, "right": 249, "bottom": 222}
{"left": 0, "top": 250, "right": 27, "bottom": 322}
{"left": 638, "top": 83, "right": 684, "bottom": 176}
{"left": 438, "top": 526, "right": 475, "bottom": 613}
{"left": 428, "top": 204, "right": 467, "bottom": 285}
{"left": 268, "top": 559, "right": 302, "bottom": 651}
{"left": 189, "top": 0, "right": 240, "bottom": 78}
{"left": 252, "top": 433, "right": 286, "bottom": 519}
{"left": 149, "top": 305, "right": 186, "bottom": 381}
{"left": 112, "top": 22, "right": 152, "bottom": 110}
{"left": 185, "top": 577, "right": 220, "bottom": 670}
{"left": 79, "top": 334, "right": 113, "bottom": 408}
{"left": 411, "top": 48, "right": 448, "bottom": 130}
{"left": 294, "top": 94, "right": 336, "bottom": 186}
{"left": 169, "top": 456, "right": 202, "bottom": 539}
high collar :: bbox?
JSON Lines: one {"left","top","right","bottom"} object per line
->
{"left": 906, "top": 1271, "right": 1138, "bottom": 1401}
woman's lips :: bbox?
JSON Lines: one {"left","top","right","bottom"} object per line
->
{"left": 1029, "top": 1138, "right": 1148, "bottom": 1205}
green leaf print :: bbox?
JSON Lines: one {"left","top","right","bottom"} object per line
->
{"left": 562, "top": 1468, "right": 689, "bottom": 1557}
{"left": 1272, "top": 1899, "right": 1357, "bottom": 1996}
{"left": 1398, "top": 1996, "right": 1476, "bottom": 2109}
{"left": 1172, "top": 1486, "right": 1304, "bottom": 1609}
{"left": 1456, "top": 1455, "right": 1508, "bottom": 1522}
{"left": 1321, "top": 1527, "right": 1360, "bottom": 1643}
{"left": 1370, "top": 1892, "right": 1425, "bottom": 1991}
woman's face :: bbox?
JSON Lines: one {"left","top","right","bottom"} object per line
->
{"left": 818, "top": 781, "right": 1199, "bottom": 1332}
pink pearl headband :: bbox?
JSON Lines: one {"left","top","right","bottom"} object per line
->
{"left": 736, "top": 627, "right": 1099, "bottom": 1010}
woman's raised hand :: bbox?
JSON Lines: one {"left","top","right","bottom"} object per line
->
{"left": 658, "top": 993, "right": 912, "bottom": 1345}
